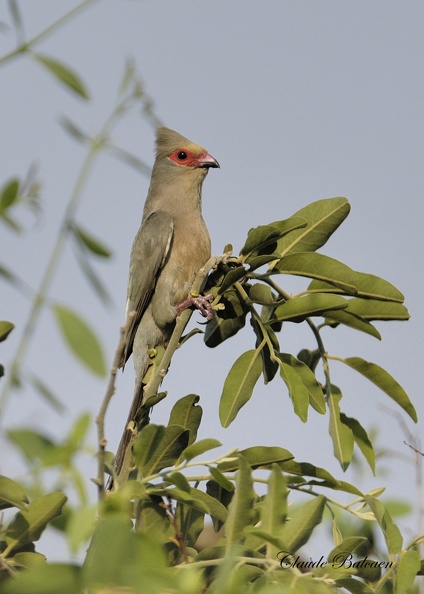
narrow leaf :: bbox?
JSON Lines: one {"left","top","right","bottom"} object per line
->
{"left": 309, "top": 271, "right": 405, "bottom": 302}
{"left": 340, "top": 414, "right": 375, "bottom": 473}
{"left": 328, "top": 385, "right": 354, "bottom": 470}
{"left": 271, "top": 294, "right": 348, "bottom": 323}
{"left": 225, "top": 455, "right": 255, "bottom": 547}
{"left": 218, "top": 446, "right": 293, "bottom": 472}
{"left": 328, "top": 536, "right": 369, "bottom": 563}
{"left": 58, "top": 115, "right": 90, "bottom": 144}
{"left": 240, "top": 225, "right": 283, "bottom": 256}
{"left": 0, "top": 178, "right": 19, "bottom": 212}
{"left": 279, "top": 353, "right": 325, "bottom": 414}
{"left": 71, "top": 223, "right": 112, "bottom": 258}
{"left": 183, "top": 438, "right": 222, "bottom": 462}
{"left": 29, "top": 373, "right": 65, "bottom": 413}
{"left": 260, "top": 464, "right": 287, "bottom": 558}
{"left": 343, "top": 357, "right": 416, "bottom": 421}
{"left": 276, "top": 252, "right": 358, "bottom": 293}
{"left": 324, "top": 309, "right": 382, "bottom": 340}
{"left": 365, "top": 495, "right": 403, "bottom": 554}
{"left": 34, "top": 54, "right": 89, "bottom": 99}
{"left": 52, "top": 304, "right": 106, "bottom": 376}
{"left": 278, "top": 357, "right": 309, "bottom": 422}
{"left": 345, "top": 298, "right": 409, "bottom": 321}
{"left": 219, "top": 349, "right": 262, "bottom": 427}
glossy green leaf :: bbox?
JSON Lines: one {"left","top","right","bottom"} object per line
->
{"left": 272, "top": 197, "right": 350, "bottom": 260}
{"left": 328, "top": 385, "right": 354, "bottom": 470}
{"left": 225, "top": 455, "right": 255, "bottom": 547}
{"left": 52, "top": 304, "right": 106, "bottom": 376}
{"left": 6, "top": 492, "right": 67, "bottom": 550}
{"left": 280, "top": 495, "right": 326, "bottom": 552}
{"left": 218, "top": 446, "right": 293, "bottom": 472}
{"left": 365, "top": 495, "right": 403, "bottom": 554}
{"left": 340, "top": 414, "right": 375, "bottom": 473}
{"left": 219, "top": 349, "right": 262, "bottom": 428}
{"left": 0, "top": 320, "right": 14, "bottom": 342}
{"left": 34, "top": 54, "right": 89, "bottom": 99}
{"left": 342, "top": 357, "right": 417, "bottom": 421}
{"left": 276, "top": 252, "right": 358, "bottom": 293}
{"left": 71, "top": 223, "right": 112, "bottom": 258}
{"left": 395, "top": 549, "right": 420, "bottom": 594}
{"left": 0, "top": 476, "right": 28, "bottom": 510}
{"left": 183, "top": 438, "right": 222, "bottom": 462}
{"left": 271, "top": 294, "right": 348, "bottom": 323}
{"left": 308, "top": 271, "right": 405, "bottom": 302}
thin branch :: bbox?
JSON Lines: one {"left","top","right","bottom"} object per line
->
{"left": 94, "top": 312, "right": 135, "bottom": 499}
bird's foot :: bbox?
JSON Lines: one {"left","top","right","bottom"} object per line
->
{"left": 176, "top": 292, "right": 214, "bottom": 320}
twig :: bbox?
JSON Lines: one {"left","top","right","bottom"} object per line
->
{"left": 94, "top": 312, "right": 135, "bottom": 499}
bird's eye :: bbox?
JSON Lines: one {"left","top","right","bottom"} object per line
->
{"left": 177, "top": 151, "right": 188, "bottom": 160}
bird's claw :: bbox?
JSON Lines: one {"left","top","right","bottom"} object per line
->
{"left": 176, "top": 293, "right": 214, "bottom": 320}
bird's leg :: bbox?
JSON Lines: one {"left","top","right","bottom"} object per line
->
{"left": 176, "top": 292, "right": 214, "bottom": 320}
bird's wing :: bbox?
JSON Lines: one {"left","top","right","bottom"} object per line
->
{"left": 122, "top": 211, "right": 174, "bottom": 366}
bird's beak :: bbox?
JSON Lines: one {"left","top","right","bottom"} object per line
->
{"left": 198, "top": 152, "right": 220, "bottom": 169}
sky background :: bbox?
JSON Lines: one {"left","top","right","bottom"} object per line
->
{"left": 1, "top": 0, "right": 424, "bottom": 561}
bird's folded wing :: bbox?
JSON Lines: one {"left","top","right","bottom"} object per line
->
{"left": 122, "top": 211, "right": 174, "bottom": 366}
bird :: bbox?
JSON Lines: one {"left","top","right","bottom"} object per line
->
{"left": 112, "top": 126, "right": 219, "bottom": 482}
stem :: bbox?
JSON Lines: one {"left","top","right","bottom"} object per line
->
{"left": 0, "top": 0, "right": 101, "bottom": 67}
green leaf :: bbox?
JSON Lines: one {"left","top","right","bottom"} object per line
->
{"left": 206, "top": 479, "right": 234, "bottom": 532}
{"left": 340, "top": 414, "right": 375, "bottom": 473}
{"left": 395, "top": 549, "right": 420, "bottom": 594}
{"left": 218, "top": 446, "right": 293, "bottom": 472}
{"left": 147, "top": 486, "right": 210, "bottom": 515}
{"left": 272, "top": 197, "right": 350, "bottom": 260}
{"left": 278, "top": 356, "right": 309, "bottom": 422}
{"left": 52, "top": 304, "right": 106, "bottom": 376}
{"left": 71, "top": 223, "right": 112, "bottom": 258}
{"left": 364, "top": 495, "right": 403, "bottom": 554}
{"left": 7, "top": 429, "right": 55, "bottom": 463}
{"left": 33, "top": 54, "right": 89, "bottom": 99}
{"left": 275, "top": 252, "right": 358, "bottom": 293}
{"left": 328, "top": 536, "right": 369, "bottom": 563}
{"left": 3, "top": 563, "right": 83, "bottom": 594}
{"left": 204, "top": 288, "right": 250, "bottom": 347}
{"left": 324, "top": 309, "right": 382, "bottom": 340}
{"left": 0, "top": 320, "right": 14, "bottom": 342}
{"left": 74, "top": 249, "right": 113, "bottom": 306}
{"left": 209, "top": 467, "right": 235, "bottom": 493}
{"left": 183, "top": 438, "right": 222, "bottom": 462}
{"left": 345, "top": 298, "right": 409, "bottom": 321}
{"left": 279, "top": 353, "right": 325, "bottom": 415}
{"left": 260, "top": 464, "right": 287, "bottom": 558}
{"left": 342, "top": 357, "right": 417, "bottom": 422}
{"left": 0, "top": 476, "right": 28, "bottom": 510}
{"left": 280, "top": 495, "right": 326, "bottom": 552}
{"left": 309, "top": 271, "right": 405, "bottom": 302}
{"left": 134, "top": 424, "right": 189, "bottom": 475}
{"left": 225, "top": 455, "right": 255, "bottom": 547}
{"left": 247, "top": 283, "right": 276, "bottom": 305}
{"left": 0, "top": 178, "right": 19, "bottom": 213}
{"left": 58, "top": 115, "right": 90, "bottom": 144}
{"left": 328, "top": 385, "right": 354, "bottom": 470}
{"left": 271, "top": 294, "right": 348, "bottom": 323}
{"left": 219, "top": 265, "right": 247, "bottom": 293}
{"left": 240, "top": 224, "right": 283, "bottom": 257}
{"left": 8, "top": 551, "right": 46, "bottom": 569}
{"left": 6, "top": 492, "right": 67, "bottom": 550}
{"left": 168, "top": 394, "right": 202, "bottom": 445}
{"left": 165, "top": 471, "right": 191, "bottom": 492}
{"left": 219, "top": 349, "right": 263, "bottom": 427}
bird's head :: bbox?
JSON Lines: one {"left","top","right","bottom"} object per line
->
{"left": 156, "top": 127, "right": 220, "bottom": 171}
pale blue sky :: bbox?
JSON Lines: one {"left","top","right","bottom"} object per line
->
{"left": 1, "top": 0, "right": 424, "bottom": 559}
